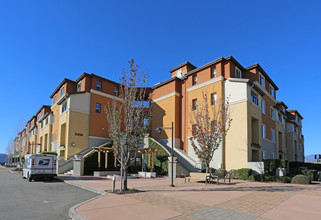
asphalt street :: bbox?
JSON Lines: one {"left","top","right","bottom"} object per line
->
{"left": 0, "top": 166, "right": 98, "bottom": 220}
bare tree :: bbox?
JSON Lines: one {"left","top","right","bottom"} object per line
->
{"left": 189, "top": 92, "right": 232, "bottom": 173}
{"left": 6, "top": 137, "right": 14, "bottom": 164}
{"left": 105, "top": 59, "right": 152, "bottom": 190}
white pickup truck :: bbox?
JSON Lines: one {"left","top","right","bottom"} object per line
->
{"left": 23, "top": 154, "right": 57, "bottom": 181}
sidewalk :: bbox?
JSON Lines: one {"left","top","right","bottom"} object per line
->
{"left": 59, "top": 175, "right": 321, "bottom": 220}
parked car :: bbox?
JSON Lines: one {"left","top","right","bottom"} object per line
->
{"left": 23, "top": 154, "right": 57, "bottom": 181}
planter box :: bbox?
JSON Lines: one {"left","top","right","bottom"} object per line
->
{"left": 94, "top": 171, "right": 121, "bottom": 177}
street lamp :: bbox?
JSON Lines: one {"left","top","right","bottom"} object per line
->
{"left": 156, "top": 122, "right": 175, "bottom": 187}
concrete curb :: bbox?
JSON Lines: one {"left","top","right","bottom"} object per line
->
{"left": 64, "top": 180, "right": 107, "bottom": 195}
{"left": 63, "top": 180, "right": 106, "bottom": 220}
{"left": 68, "top": 194, "right": 103, "bottom": 220}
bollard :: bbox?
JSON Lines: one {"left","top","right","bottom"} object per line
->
{"left": 112, "top": 176, "right": 116, "bottom": 192}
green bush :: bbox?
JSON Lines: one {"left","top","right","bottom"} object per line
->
{"left": 201, "top": 167, "right": 215, "bottom": 173}
{"left": 254, "top": 174, "right": 266, "bottom": 182}
{"left": 216, "top": 168, "right": 226, "bottom": 174}
{"left": 302, "top": 169, "right": 318, "bottom": 181}
{"left": 264, "top": 175, "right": 276, "bottom": 182}
{"left": 40, "top": 151, "right": 57, "bottom": 155}
{"left": 276, "top": 176, "right": 292, "bottom": 183}
{"left": 237, "top": 168, "right": 252, "bottom": 180}
{"left": 291, "top": 174, "right": 310, "bottom": 184}
{"left": 148, "top": 139, "right": 169, "bottom": 175}
{"left": 264, "top": 159, "right": 288, "bottom": 176}
{"left": 248, "top": 175, "right": 255, "bottom": 181}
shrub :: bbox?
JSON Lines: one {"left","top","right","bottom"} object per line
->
{"left": 264, "top": 175, "right": 276, "bottom": 182}
{"left": 40, "top": 151, "right": 57, "bottom": 155}
{"left": 148, "top": 139, "right": 169, "bottom": 175}
{"left": 201, "top": 167, "right": 215, "bottom": 173}
{"left": 216, "top": 168, "right": 226, "bottom": 174}
{"left": 237, "top": 168, "right": 252, "bottom": 180}
{"left": 276, "top": 176, "right": 292, "bottom": 183}
{"left": 291, "top": 174, "right": 310, "bottom": 184}
{"left": 254, "top": 174, "right": 266, "bottom": 182}
{"left": 264, "top": 159, "right": 288, "bottom": 176}
{"left": 248, "top": 175, "right": 255, "bottom": 181}
{"left": 302, "top": 169, "right": 318, "bottom": 181}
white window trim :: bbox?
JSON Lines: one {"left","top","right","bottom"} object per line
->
{"left": 271, "top": 128, "right": 275, "bottom": 143}
{"left": 261, "top": 99, "right": 265, "bottom": 114}
{"left": 259, "top": 73, "right": 265, "bottom": 88}
{"left": 262, "top": 124, "right": 266, "bottom": 139}
{"left": 269, "top": 84, "right": 274, "bottom": 98}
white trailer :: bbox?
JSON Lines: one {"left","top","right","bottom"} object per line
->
{"left": 23, "top": 154, "right": 57, "bottom": 181}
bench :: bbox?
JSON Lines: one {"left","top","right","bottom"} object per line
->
{"left": 189, "top": 172, "right": 231, "bottom": 184}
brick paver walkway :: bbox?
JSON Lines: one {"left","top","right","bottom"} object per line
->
{"left": 66, "top": 176, "right": 321, "bottom": 220}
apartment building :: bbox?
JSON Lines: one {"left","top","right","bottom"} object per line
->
{"left": 151, "top": 56, "right": 304, "bottom": 170}
{"left": 13, "top": 56, "right": 304, "bottom": 172}
{"left": 48, "top": 73, "right": 121, "bottom": 160}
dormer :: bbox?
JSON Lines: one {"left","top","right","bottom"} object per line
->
{"left": 50, "top": 78, "right": 77, "bottom": 105}
{"left": 169, "top": 61, "right": 197, "bottom": 78}
{"left": 245, "top": 63, "right": 279, "bottom": 99}
{"left": 36, "top": 105, "right": 51, "bottom": 123}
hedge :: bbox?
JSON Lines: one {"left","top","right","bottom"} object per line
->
{"left": 302, "top": 169, "right": 318, "bottom": 181}
{"left": 263, "top": 159, "right": 288, "bottom": 176}
{"left": 237, "top": 168, "right": 252, "bottom": 180}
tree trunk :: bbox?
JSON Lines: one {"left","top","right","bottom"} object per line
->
{"left": 123, "top": 167, "right": 128, "bottom": 190}
{"left": 206, "top": 165, "right": 209, "bottom": 173}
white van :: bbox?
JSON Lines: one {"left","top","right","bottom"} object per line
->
{"left": 23, "top": 154, "right": 57, "bottom": 181}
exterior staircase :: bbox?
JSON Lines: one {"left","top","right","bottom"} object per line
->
{"left": 148, "top": 137, "right": 201, "bottom": 173}
{"left": 57, "top": 147, "right": 94, "bottom": 174}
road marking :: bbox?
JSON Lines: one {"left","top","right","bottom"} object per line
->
{"left": 43, "top": 201, "right": 56, "bottom": 203}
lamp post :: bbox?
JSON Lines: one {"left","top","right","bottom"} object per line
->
{"left": 156, "top": 122, "right": 175, "bottom": 187}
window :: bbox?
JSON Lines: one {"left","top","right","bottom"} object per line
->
{"left": 192, "top": 99, "right": 197, "bottom": 110}
{"left": 211, "top": 68, "right": 216, "bottom": 78}
{"left": 235, "top": 67, "right": 242, "bottom": 78}
{"left": 96, "top": 103, "right": 101, "bottom": 113}
{"left": 211, "top": 93, "right": 217, "bottom": 105}
{"left": 62, "top": 102, "right": 67, "bottom": 113}
{"left": 45, "top": 118, "right": 48, "bottom": 125}
{"left": 53, "top": 95, "right": 56, "bottom": 104}
{"left": 259, "top": 73, "right": 265, "bottom": 88}
{"left": 192, "top": 75, "right": 197, "bottom": 85}
{"left": 96, "top": 81, "right": 102, "bottom": 91}
{"left": 77, "top": 81, "right": 81, "bottom": 92}
{"left": 271, "top": 129, "right": 275, "bottom": 142}
{"left": 269, "top": 85, "right": 274, "bottom": 97}
{"left": 262, "top": 124, "right": 266, "bottom": 138}
{"left": 114, "top": 87, "right": 119, "bottom": 96}
{"left": 52, "top": 114, "right": 55, "bottom": 124}
{"left": 261, "top": 99, "right": 265, "bottom": 114}
{"left": 51, "top": 133, "right": 54, "bottom": 142}
{"left": 270, "top": 107, "right": 275, "bottom": 120}
{"left": 278, "top": 113, "right": 282, "bottom": 123}
{"left": 60, "top": 86, "right": 65, "bottom": 96}
{"left": 251, "top": 93, "right": 258, "bottom": 105}
{"left": 192, "top": 124, "right": 197, "bottom": 135}
{"left": 41, "top": 121, "right": 43, "bottom": 129}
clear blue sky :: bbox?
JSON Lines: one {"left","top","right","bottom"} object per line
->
{"left": 0, "top": 0, "right": 320, "bottom": 156}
